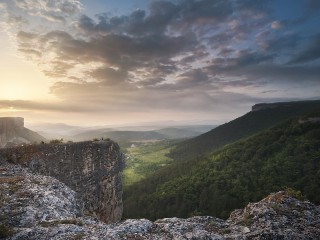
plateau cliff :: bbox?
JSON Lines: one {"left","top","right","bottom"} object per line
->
{"left": 0, "top": 140, "right": 124, "bottom": 224}
{"left": 0, "top": 117, "right": 46, "bottom": 148}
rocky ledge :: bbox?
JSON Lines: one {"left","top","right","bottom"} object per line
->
{"left": 1, "top": 164, "right": 319, "bottom": 239}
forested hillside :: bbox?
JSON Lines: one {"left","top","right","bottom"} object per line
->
{"left": 123, "top": 112, "right": 320, "bottom": 220}
{"left": 170, "top": 100, "right": 320, "bottom": 161}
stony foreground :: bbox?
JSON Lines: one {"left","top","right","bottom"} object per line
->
{"left": 1, "top": 165, "right": 320, "bottom": 239}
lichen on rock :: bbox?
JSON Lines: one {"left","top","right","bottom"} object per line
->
{"left": 1, "top": 169, "right": 320, "bottom": 240}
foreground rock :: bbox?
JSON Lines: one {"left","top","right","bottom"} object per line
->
{"left": 1, "top": 165, "right": 319, "bottom": 239}
{"left": 0, "top": 140, "right": 124, "bottom": 224}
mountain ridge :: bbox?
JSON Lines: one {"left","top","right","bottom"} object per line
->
{"left": 170, "top": 100, "right": 320, "bottom": 161}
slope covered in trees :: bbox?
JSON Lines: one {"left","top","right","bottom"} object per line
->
{"left": 123, "top": 111, "right": 320, "bottom": 220}
{"left": 170, "top": 100, "right": 320, "bottom": 161}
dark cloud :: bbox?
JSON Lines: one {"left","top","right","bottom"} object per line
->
{"left": 305, "top": 0, "right": 320, "bottom": 14}
{"left": 256, "top": 31, "right": 301, "bottom": 53}
{"left": 180, "top": 51, "right": 209, "bottom": 65}
{"left": 218, "top": 48, "right": 234, "bottom": 57}
{"left": 207, "top": 61, "right": 320, "bottom": 87}
{"left": 176, "top": 69, "right": 210, "bottom": 88}
{"left": 43, "top": 61, "right": 74, "bottom": 78}
{"left": 288, "top": 33, "right": 320, "bottom": 64}
{"left": 12, "top": 0, "right": 82, "bottom": 23}
{"left": 177, "top": 0, "right": 233, "bottom": 23}
{"left": 209, "top": 50, "right": 275, "bottom": 72}
{"left": 137, "top": 77, "right": 166, "bottom": 87}
{"left": 11, "top": 0, "right": 272, "bottom": 90}
{"left": 87, "top": 67, "right": 128, "bottom": 85}
{"left": 77, "top": 0, "right": 233, "bottom": 37}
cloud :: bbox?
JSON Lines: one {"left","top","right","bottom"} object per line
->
{"left": 12, "top": 0, "right": 82, "bottom": 20}
{"left": 271, "top": 20, "right": 283, "bottom": 29}
{"left": 288, "top": 33, "right": 320, "bottom": 64}
{"left": 1, "top": 0, "right": 320, "bottom": 124}
{"left": 76, "top": 0, "right": 233, "bottom": 37}
{"left": 0, "top": 100, "right": 92, "bottom": 113}
{"left": 305, "top": 0, "right": 320, "bottom": 14}
{"left": 256, "top": 31, "right": 300, "bottom": 53}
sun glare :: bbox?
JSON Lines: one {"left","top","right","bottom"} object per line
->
{"left": 1, "top": 83, "right": 26, "bottom": 100}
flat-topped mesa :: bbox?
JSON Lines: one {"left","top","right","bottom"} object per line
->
{"left": 0, "top": 117, "right": 46, "bottom": 148}
{"left": 0, "top": 117, "right": 24, "bottom": 148}
{"left": 0, "top": 117, "right": 24, "bottom": 128}
{"left": 0, "top": 140, "right": 124, "bottom": 224}
{"left": 252, "top": 100, "right": 320, "bottom": 112}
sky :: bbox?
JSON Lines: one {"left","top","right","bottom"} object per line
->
{"left": 0, "top": 0, "right": 319, "bottom": 127}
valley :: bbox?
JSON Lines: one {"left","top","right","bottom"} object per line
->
{"left": 1, "top": 100, "right": 320, "bottom": 239}
{"left": 123, "top": 100, "right": 320, "bottom": 220}
{"left": 122, "top": 140, "right": 178, "bottom": 187}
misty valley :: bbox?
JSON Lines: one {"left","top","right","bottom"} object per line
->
{"left": 1, "top": 100, "right": 320, "bottom": 238}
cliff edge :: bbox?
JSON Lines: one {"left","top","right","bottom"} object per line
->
{"left": 1, "top": 166, "right": 319, "bottom": 240}
{"left": 0, "top": 140, "right": 124, "bottom": 224}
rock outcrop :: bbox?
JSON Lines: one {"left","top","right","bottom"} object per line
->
{"left": 0, "top": 117, "right": 46, "bottom": 148}
{"left": 0, "top": 140, "right": 124, "bottom": 224}
{"left": 1, "top": 163, "right": 319, "bottom": 240}
{"left": 251, "top": 100, "right": 320, "bottom": 112}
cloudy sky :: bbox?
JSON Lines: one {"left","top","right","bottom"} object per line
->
{"left": 0, "top": 0, "right": 319, "bottom": 127}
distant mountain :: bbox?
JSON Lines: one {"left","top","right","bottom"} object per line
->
{"left": 71, "top": 126, "right": 215, "bottom": 142}
{"left": 0, "top": 117, "right": 47, "bottom": 148}
{"left": 28, "top": 121, "right": 215, "bottom": 142}
{"left": 123, "top": 109, "right": 320, "bottom": 220}
{"left": 27, "top": 123, "right": 97, "bottom": 140}
{"left": 154, "top": 128, "right": 203, "bottom": 139}
{"left": 71, "top": 130, "right": 162, "bottom": 142}
{"left": 175, "top": 125, "right": 216, "bottom": 133}
{"left": 170, "top": 100, "right": 320, "bottom": 161}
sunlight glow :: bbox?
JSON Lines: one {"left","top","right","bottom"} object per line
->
{"left": 1, "top": 83, "right": 26, "bottom": 100}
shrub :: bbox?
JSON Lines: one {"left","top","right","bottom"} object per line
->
{"left": 284, "top": 187, "right": 305, "bottom": 200}
{"left": 50, "top": 138, "right": 63, "bottom": 144}
{"left": 0, "top": 224, "right": 14, "bottom": 238}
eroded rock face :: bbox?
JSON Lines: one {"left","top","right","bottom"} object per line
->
{"left": 1, "top": 167, "right": 319, "bottom": 240}
{"left": 0, "top": 140, "right": 124, "bottom": 224}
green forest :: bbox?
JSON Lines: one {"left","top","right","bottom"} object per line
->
{"left": 123, "top": 111, "right": 320, "bottom": 220}
{"left": 170, "top": 100, "right": 320, "bottom": 162}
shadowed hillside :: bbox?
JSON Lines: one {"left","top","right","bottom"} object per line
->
{"left": 123, "top": 109, "right": 320, "bottom": 220}
{"left": 170, "top": 100, "right": 320, "bottom": 161}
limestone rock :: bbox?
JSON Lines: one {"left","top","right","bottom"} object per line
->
{"left": 1, "top": 172, "right": 319, "bottom": 240}
{"left": 0, "top": 166, "right": 79, "bottom": 229}
{"left": 0, "top": 140, "right": 124, "bottom": 224}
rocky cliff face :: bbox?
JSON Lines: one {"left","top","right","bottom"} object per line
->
{"left": 0, "top": 117, "right": 46, "bottom": 148}
{"left": 0, "top": 140, "right": 124, "bottom": 224}
{"left": 1, "top": 165, "right": 319, "bottom": 240}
